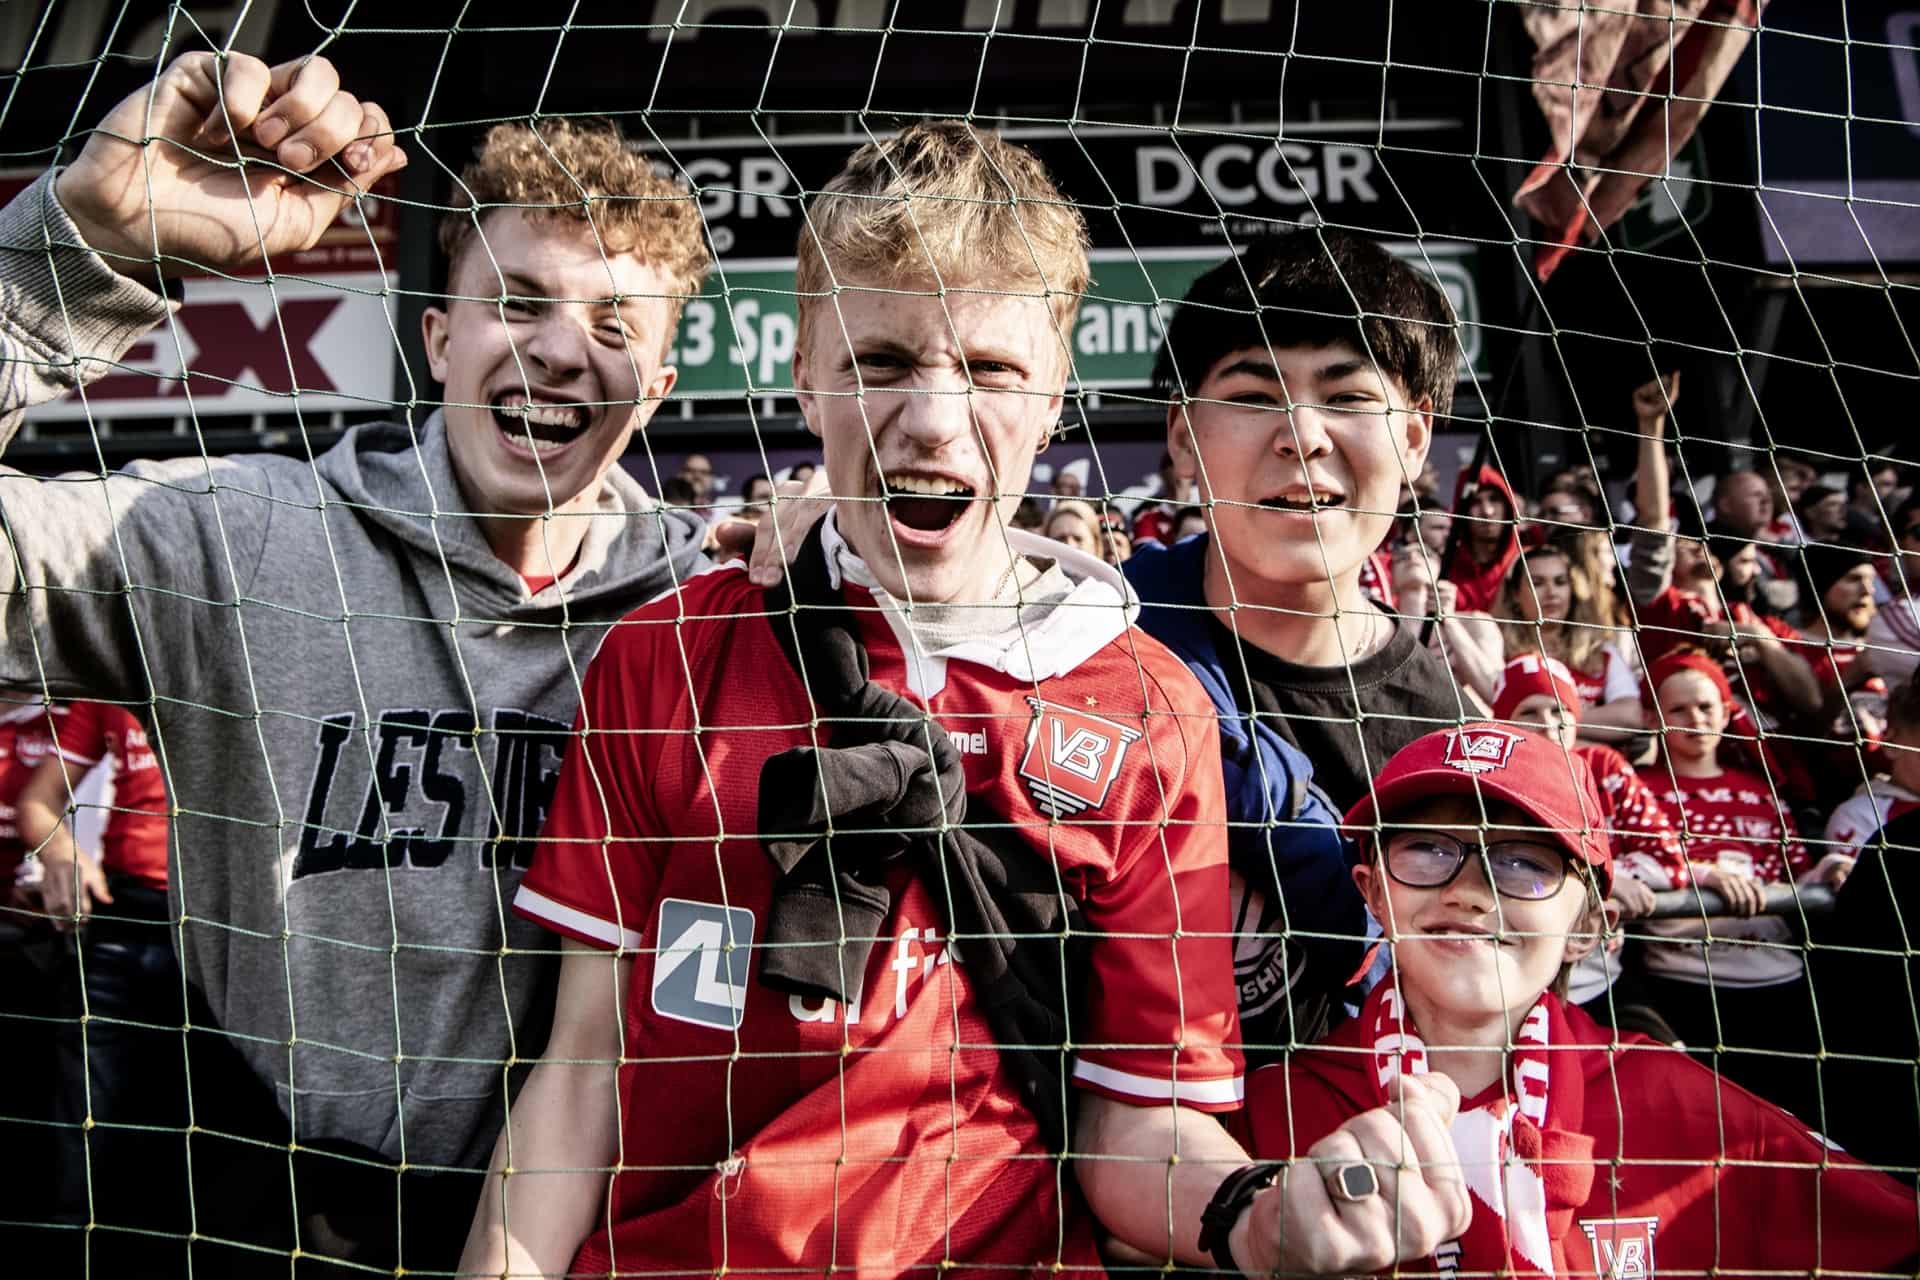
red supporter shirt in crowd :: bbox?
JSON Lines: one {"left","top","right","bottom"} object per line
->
{"left": 1635, "top": 589, "right": 1797, "bottom": 669}
{"left": 1131, "top": 503, "right": 1175, "bottom": 546}
{"left": 55, "top": 700, "right": 170, "bottom": 891}
{"left": 1356, "top": 547, "right": 1397, "bottom": 611}
{"left": 1567, "top": 645, "right": 1638, "bottom": 712}
{"left": 1242, "top": 997, "right": 1919, "bottom": 1278}
{"left": 514, "top": 534, "right": 1241, "bottom": 1275}
{"left": 1575, "top": 743, "right": 1686, "bottom": 887}
{"left": 1637, "top": 764, "right": 1807, "bottom": 884}
{"left": 0, "top": 704, "right": 70, "bottom": 884}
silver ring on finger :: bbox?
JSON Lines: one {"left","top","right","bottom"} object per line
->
{"left": 1326, "top": 1161, "right": 1381, "bottom": 1204}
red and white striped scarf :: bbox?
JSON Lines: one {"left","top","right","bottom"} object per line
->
{"left": 1365, "top": 981, "right": 1597, "bottom": 1279}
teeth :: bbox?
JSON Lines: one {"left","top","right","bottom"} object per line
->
{"left": 496, "top": 394, "right": 587, "bottom": 432}
{"left": 886, "top": 473, "right": 971, "bottom": 496}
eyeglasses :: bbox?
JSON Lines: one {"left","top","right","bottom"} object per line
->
{"left": 1382, "top": 831, "right": 1573, "bottom": 901}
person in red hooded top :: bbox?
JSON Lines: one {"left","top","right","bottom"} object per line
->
{"left": 1240, "top": 723, "right": 1919, "bottom": 1279}
{"left": 1443, "top": 463, "right": 1523, "bottom": 614}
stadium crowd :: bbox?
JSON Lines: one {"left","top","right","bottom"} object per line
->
{"left": 1, "top": 49, "right": 1917, "bottom": 1280}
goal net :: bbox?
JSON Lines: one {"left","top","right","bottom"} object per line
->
{"left": 1, "top": 0, "right": 1916, "bottom": 1275}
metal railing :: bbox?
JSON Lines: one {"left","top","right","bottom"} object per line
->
{"left": 1645, "top": 883, "right": 1838, "bottom": 920}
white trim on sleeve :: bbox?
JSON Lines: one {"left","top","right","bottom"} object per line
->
{"left": 514, "top": 884, "right": 644, "bottom": 950}
{"left": 1071, "top": 1057, "right": 1244, "bottom": 1106}
{"left": 58, "top": 748, "right": 104, "bottom": 768}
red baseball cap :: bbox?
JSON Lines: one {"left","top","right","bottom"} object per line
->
{"left": 1344, "top": 723, "right": 1613, "bottom": 892}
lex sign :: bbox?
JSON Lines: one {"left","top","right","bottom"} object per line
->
{"left": 25, "top": 273, "right": 398, "bottom": 422}
{"left": 4, "top": 170, "right": 401, "bottom": 422}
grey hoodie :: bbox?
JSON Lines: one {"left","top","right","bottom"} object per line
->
{"left": 0, "top": 172, "right": 709, "bottom": 1168}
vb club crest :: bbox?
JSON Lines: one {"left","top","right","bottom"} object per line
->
{"left": 1581, "top": 1216, "right": 1658, "bottom": 1280}
{"left": 1443, "top": 726, "right": 1522, "bottom": 775}
{"left": 1018, "top": 697, "right": 1141, "bottom": 818}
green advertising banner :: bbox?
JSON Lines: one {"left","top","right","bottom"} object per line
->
{"left": 672, "top": 241, "right": 1482, "bottom": 401}
{"left": 668, "top": 242, "right": 1484, "bottom": 399}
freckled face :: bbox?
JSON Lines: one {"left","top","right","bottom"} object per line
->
{"left": 424, "top": 209, "right": 680, "bottom": 517}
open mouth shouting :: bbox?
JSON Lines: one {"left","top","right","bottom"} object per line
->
{"left": 490, "top": 391, "right": 593, "bottom": 457}
{"left": 883, "top": 470, "right": 978, "bottom": 543}
{"left": 1258, "top": 484, "right": 1346, "bottom": 515}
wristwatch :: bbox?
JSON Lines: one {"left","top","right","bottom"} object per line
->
{"left": 1197, "top": 1160, "right": 1288, "bottom": 1275}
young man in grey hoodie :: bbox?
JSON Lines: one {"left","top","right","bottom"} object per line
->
{"left": 0, "top": 52, "right": 710, "bottom": 1270}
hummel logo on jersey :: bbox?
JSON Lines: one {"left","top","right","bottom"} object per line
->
{"left": 652, "top": 898, "right": 755, "bottom": 1031}
{"left": 945, "top": 727, "right": 989, "bottom": 756}
{"left": 1581, "top": 1216, "right": 1658, "bottom": 1280}
{"left": 1443, "top": 727, "right": 1522, "bottom": 775}
{"left": 1018, "top": 697, "right": 1141, "bottom": 818}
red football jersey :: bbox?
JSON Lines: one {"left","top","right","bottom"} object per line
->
{"left": 1244, "top": 996, "right": 1919, "bottom": 1279}
{"left": 515, "top": 536, "right": 1241, "bottom": 1275}
{"left": 55, "top": 701, "right": 169, "bottom": 891}
{"left": 0, "top": 704, "right": 70, "bottom": 883}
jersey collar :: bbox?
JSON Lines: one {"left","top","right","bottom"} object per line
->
{"left": 817, "top": 510, "right": 1139, "bottom": 683}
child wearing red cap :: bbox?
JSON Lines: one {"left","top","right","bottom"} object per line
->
{"left": 1492, "top": 653, "right": 1685, "bottom": 894}
{"left": 1241, "top": 724, "right": 1917, "bottom": 1279}
{"left": 1635, "top": 648, "right": 1854, "bottom": 1125}
{"left": 1491, "top": 653, "right": 1683, "bottom": 1036}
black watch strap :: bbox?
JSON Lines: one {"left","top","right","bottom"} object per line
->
{"left": 1197, "top": 1160, "right": 1288, "bottom": 1275}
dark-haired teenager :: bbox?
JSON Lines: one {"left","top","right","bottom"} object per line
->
{"left": 1126, "top": 229, "right": 1473, "bottom": 1053}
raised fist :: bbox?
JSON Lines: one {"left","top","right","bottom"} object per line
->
{"left": 54, "top": 51, "right": 407, "bottom": 278}
{"left": 1632, "top": 371, "right": 1681, "bottom": 426}
{"left": 1239, "top": 1073, "right": 1472, "bottom": 1276}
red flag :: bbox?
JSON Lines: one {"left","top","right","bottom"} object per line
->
{"left": 1514, "top": 1, "right": 1765, "bottom": 280}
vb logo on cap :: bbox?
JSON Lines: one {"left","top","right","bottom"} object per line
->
{"left": 1442, "top": 727, "right": 1523, "bottom": 775}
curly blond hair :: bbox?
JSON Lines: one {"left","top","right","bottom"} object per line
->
{"left": 794, "top": 121, "right": 1090, "bottom": 364}
{"left": 438, "top": 119, "right": 711, "bottom": 323}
